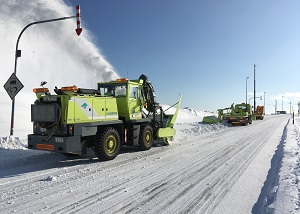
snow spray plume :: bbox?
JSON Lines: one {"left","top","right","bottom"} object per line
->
{"left": 0, "top": 0, "right": 118, "bottom": 136}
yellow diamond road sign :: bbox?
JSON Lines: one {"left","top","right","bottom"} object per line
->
{"left": 3, "top": 73, "right": 24, "bottom": 100}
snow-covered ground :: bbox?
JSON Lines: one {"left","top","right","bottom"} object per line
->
{"left": 0, "top": 109, "right": 299, "bottom": 214}
{"left": 1, "top": 1, "right": 299, "bottom": 213}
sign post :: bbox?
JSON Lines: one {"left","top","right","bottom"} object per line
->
{"left": 3, "top": 73, "right": 24, "bottom": 135}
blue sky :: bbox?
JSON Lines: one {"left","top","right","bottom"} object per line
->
{"left": 66, "top": 0, "right": 300, "bottom": 114}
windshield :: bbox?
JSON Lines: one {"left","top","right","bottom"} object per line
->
{"left": 98, "top": 84, "right": 127, "bottom": 97}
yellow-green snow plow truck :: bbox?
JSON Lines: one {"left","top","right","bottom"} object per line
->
{"left": 28, "top": 74, "right": 182, "bottom": 161}
{"left": 222, "top": 103, "right": 252, "bottom": 126}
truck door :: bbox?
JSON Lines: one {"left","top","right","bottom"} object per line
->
{"left": 129, "top": 85, "right": 142, "bottom": 119}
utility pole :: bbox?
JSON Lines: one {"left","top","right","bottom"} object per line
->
{"left": 254, "top": 64, "right": 256, "bottom": 112}
{"left": 290, "top": 101, "right": 292, "bottom": 114}
{"left": 275, "top": 99, "right": 277, "bottom": 114}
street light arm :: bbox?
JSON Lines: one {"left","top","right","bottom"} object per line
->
{"left": 249, "top": 96, "right": 262, "bottom": 105}
{"left": 14, "top": 16, "right": 76, "bottom": 74}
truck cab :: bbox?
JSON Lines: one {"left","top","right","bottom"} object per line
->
{"left": 98, "top": 78, "right": 143, "bottom": 122}
{"left": 222, "top": 103, "right": 252, "bottom": 126}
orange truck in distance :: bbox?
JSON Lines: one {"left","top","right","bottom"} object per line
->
{"left": 254, "top": 105, "right": 264, "bottom": 120}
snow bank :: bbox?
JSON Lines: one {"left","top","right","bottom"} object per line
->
{"left": 273, "top": 119, "right": 300, "bottom": 213}
{"left": 0, "top": 136, "right": 26, "bottom": 150}
{"left": 163, "top": 105, "right": 216, "bottom": 123}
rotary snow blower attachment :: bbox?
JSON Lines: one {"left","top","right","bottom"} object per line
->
{"left": 139, "top": 74, "right": 182, "bottom": 145}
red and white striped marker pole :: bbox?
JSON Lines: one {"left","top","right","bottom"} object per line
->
{"left": 75, "top": 5, "right": 82, "bottom": 36}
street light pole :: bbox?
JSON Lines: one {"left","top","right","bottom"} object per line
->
{"left": 264, "top": 92, "right": 266, "bottom": 114}
{"left": 254, "top": 64, "right": 256, "bottom": 112}
{"left": 9, "top": 7, "right": 82, "bottom": 136}
{"left": 282, "top": 96, "right": 284, "bottom": 111}
{"left": 246, "top": 77, "right": 249, "bottom": 104}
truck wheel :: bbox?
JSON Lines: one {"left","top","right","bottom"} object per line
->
{"left": 139, "top": 125, "right": 153, "bottom": 150}
{"left": 93, "top": 127, "right": 120, "bottom": 161}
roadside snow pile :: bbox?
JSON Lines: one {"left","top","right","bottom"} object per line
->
{"left": 182, "top": 107, "right": 202, "bottom": 116}
{"left": 176, "top": 122, "right": 227, "bottom": 138}
{"left": 0, "top": 136, "right": 27, "bottom": 150}
{"left": 162, "top": 105, "right": 216, "bottom": 124}
{"left": 0, "top": 133, "right": 60, "bottom": 169}
{"left": 272, "top": 119, "right": 300, "bottom": 213}
{"left": 171, "top": 106, "right": 226, "bottom": 138}
{"left": 181, "top": 107, "right": 216, "bottom": 122}
{"left": 0, "top": 137, "right": 61, "bottom": 169}
{"left": 182, "top": 107, "right": 214, "bottom": 117}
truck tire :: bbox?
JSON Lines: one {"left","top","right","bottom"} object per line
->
{"left": 93, "top": 127, "right": 120, "bottom": 161}
{"left": 139, "top": 125, "right": 153, "bottom": 150}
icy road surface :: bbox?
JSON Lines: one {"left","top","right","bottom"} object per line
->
{"left": 0, "top": 115, "right": 289, "bottom": 213}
